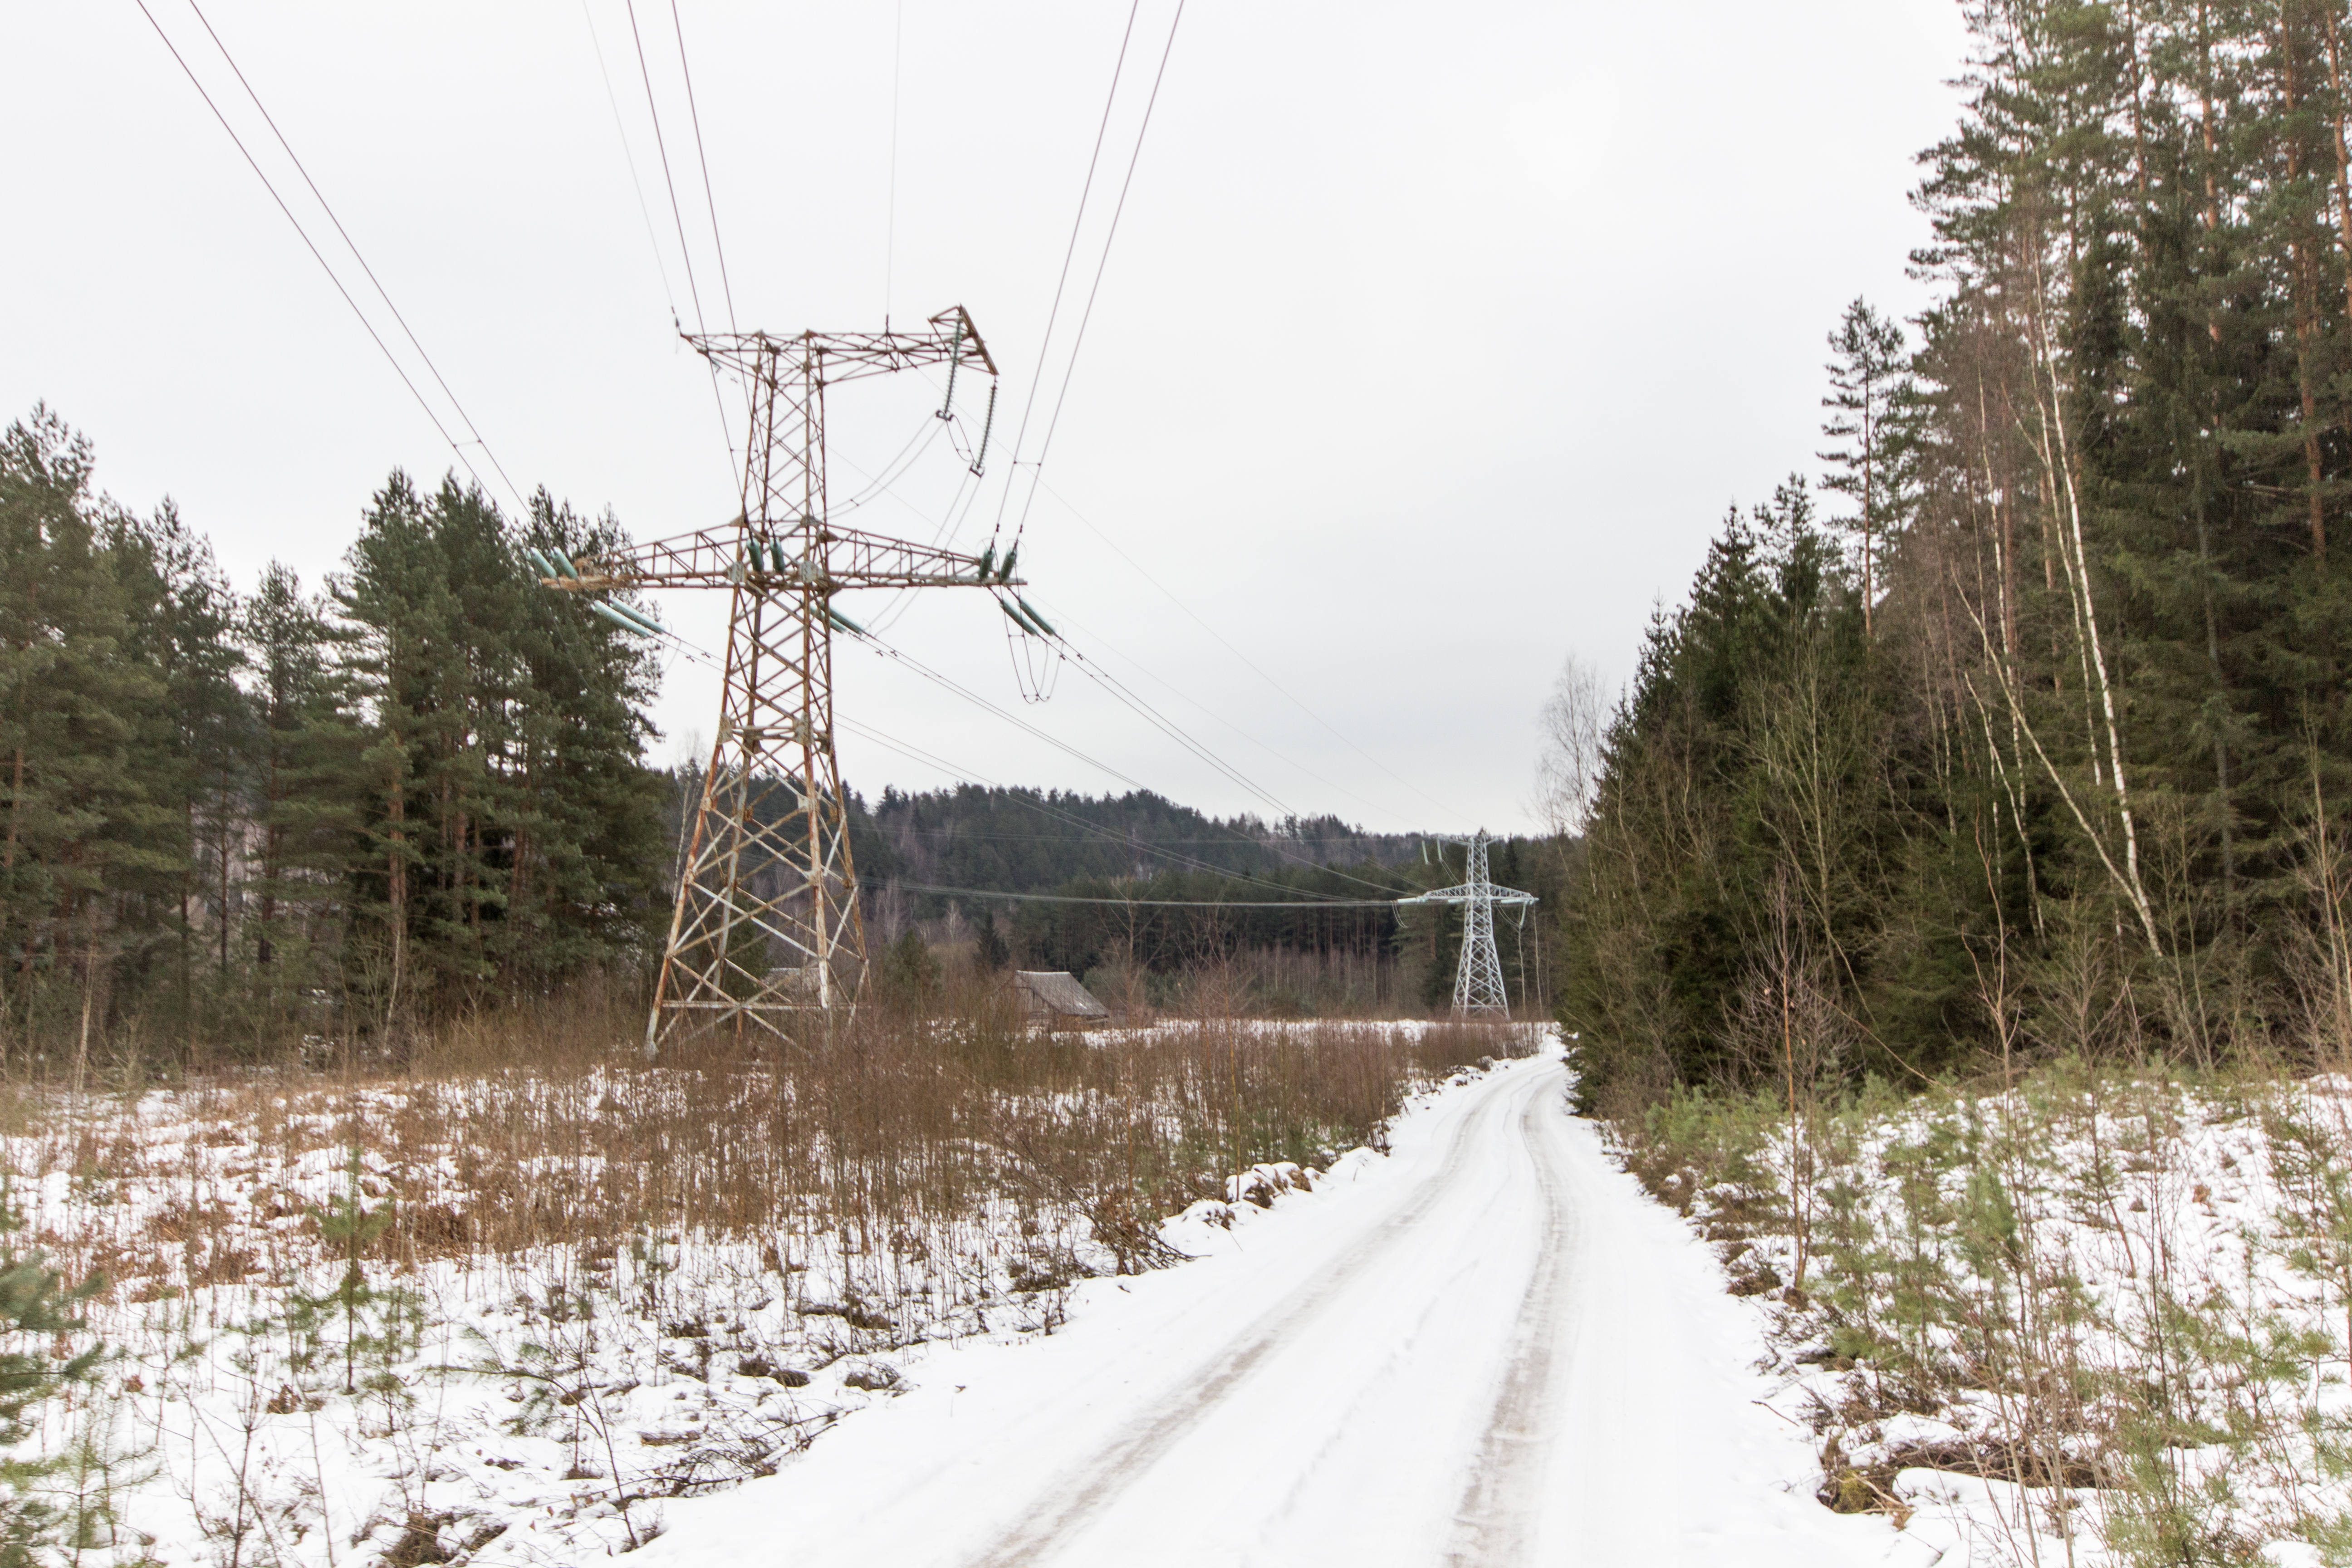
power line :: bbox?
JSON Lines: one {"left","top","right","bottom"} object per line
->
{"left": 1062, "top": 646, "right": 1301, "bottom": 821}
{"left": 952, "top": 607, "right": 1423, "bottom": 894}
{"left": 1038, "top": 477, "right": 1468, "bottom": 822}
{"left": 623, "top": 0, "right": 736, "bottom": 469}
{"left": 667, "top": 0, "right": 736, "bottom": 333}
{"left": 1031, "top": 590, "right": 1434, "bottom": 833}
{"left": 178, "top": 0, "right": 529, "bottom": 516}
{"left": 877, "top": 824, "right": 1419, "bottom": 849}
{"left": 856, "top": 635, "right": 1156, "bottom": 795}
{"left": 856, "top": 625, "right": 1386, "bottom": 890}
{"left": 633, "top": 587, "right": 1393, "bottom": 901}
{"left": 132, "top": 0, "right": 505, "bottom": 508}
{"left": 883, "top": 0, "right": 904, "bottom": 323}
{"left": 581, "top": 0, "right": 683, "bottom": 319}
{"left": 874, "top": 881, "right": 1404, "bottom": 910}
{"left": 1015, "top": 0, "right": 1186, "bottom": 529}
{"left": 987, "top": 0, "right": 1145, "bottom": 549}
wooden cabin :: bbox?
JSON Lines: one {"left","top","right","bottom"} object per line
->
{"left": 1009, "top": 969, "right": 1112, "bottom": 1027}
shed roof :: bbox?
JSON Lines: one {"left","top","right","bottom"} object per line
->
{"left": 1012, "top": 970, "right": 1111, "bottom": 1019}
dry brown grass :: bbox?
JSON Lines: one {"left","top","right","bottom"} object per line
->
{"left": 16, "top": 975, "right": 1540, "bottom": 1317}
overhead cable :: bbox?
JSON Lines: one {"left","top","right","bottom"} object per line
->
{"left": 133, "top": 0, "right": 518, "bottom": 511}
{"left": 667, "top": 0, "right": 737, "bottom": 333}
{"left": 1031, "top": 591, "right": 1431, "bottom": 833}
{"left": 580, "top": 0, "right": 681, "bottom": 318}
{"left": 1011, "top": 0, "right": 1188, "bottom": 547}
{"left": 986, "top": 0, "right": 1146, "bottom": 554}
{"left": 623, "top": 0, "right": 737, "bottom": 469}
{"left": 176, "top": 0, "right": 529, "bottom": 516}
{"left": 873, "top": 881, "right": 1404, "bottom": 910}
{"left": 834, "top": 714, "right": 1363, "bottom": 901}
{"left": 1039, "top": 477, "right": 1468, "bottom": 822}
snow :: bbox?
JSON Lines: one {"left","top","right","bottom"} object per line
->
{"left": 15, "top": 1029, "right": 1976, "bottom": 1562}
{"left": 637, "top": 1044, "right": 1906, "bottom": 1566}
{"left": 1667, "top": 1072, "right": 2352, "bottom": 1565}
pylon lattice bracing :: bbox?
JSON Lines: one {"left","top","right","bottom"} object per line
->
{"left": 1398, "top": 829, "right": 1535, "bottom": 1017}
{"left": 536, "top": 308, "right": 1014, "bottom": 1054}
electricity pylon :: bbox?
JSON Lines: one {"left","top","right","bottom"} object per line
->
{"left": 1397, "top": 829, "right": 1536, "bottom": 1017}
{"left": 539, "top": 307, "right": 1015, "bottom": 1055}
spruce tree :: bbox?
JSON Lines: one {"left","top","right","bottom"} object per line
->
{"left": 1818, "top": 298, "right": 1914, "bottom": 636}
{"left": 0, "top": 409, "right": 167, "bottom": 1067}
{"left": 240, "top": 564, "right": 362, "bottom": 1024}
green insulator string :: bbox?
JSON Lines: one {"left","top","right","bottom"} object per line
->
{"left": 939, "top": 332, "right": 962, "bottom": 420}
{"left": 969, "top": 381, "right": 997, "bottom": 477}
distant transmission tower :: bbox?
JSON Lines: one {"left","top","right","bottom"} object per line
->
{"left": 539, "top": 308, "right": 1017, "bottom": 1054}
{"left": 1398, "top": 829, "right": 1536, "bottom": 1017}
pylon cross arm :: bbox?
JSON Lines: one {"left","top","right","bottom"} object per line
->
{"left": 1399, "top": 886, "right": 1538, "bottom": 905}
{"left": 547, "top": 520, "right": 1023, "bottom": 593}
{"left": 686, "top": 305, "right": 996, "bottom": 386}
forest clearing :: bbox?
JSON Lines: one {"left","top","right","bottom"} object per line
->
{"left": 24, "top": 0, "right": 2352, "bottom": 1562}
{"left": 6, "top": 991, "right": 1537, "bottom": 1564}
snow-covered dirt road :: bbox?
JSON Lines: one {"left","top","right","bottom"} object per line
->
{"left": 642, "top": 1052, "right": 1905, "bottom": 1565}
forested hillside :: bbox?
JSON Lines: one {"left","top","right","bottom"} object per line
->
{"left": 1562, "top": 0, "right": 2352, "bottom": 1112}
{"left": 857, "top": 784, "right": 1421, "bottom": 892}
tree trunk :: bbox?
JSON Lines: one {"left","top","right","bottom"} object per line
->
{"left": 2288, "top": 11, "right": 2331, "bottom": 561}
{"left": 2321, "top": 5, "right": 2352, "bottom": 321}
{"left": 387, "top": 725, "right": 408, "bottom": 1035}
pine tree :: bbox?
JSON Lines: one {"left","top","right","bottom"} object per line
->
{"left": 115, "top": 504, "right": 250, "bottom": 1041}
{"left": 510, "top": 491, "right": 665, "bottom": 986}
{"left": 1818, "top": 299, "right": 1914, "bottom": 637}
{"left": 974, "top": 914, "right": 1010, "bottom": 972}
{"left": 0, "top": 409, "right": 168, "bottom": 1071}
{"left": 296, "top": 1148, "right": 397, "bottom": 1396}
{"left": 240, "top": 564, "right": 362, "bottom": 1025}
{"left": 0, "top": 1184, "right": 108, "bottom": 1561}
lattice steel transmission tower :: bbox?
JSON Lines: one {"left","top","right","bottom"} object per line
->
{"left": 1397, "top": 829, "right": 1536, "bottom": 1017}
{"left": 538, "top": 308, "right": 1015, "bottom": 1054}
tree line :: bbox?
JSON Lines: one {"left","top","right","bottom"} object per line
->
{"left": 0, "top": 406, "right": 666, "bottom": 1068}
{"left": 1560, "top": 0, "right": 2352, "bottom": 1112}
{"left": 854, "top": 782, "right": 1425, "bottom": 896}
{"left": 3, "top": 402, "right": 1540, "bottom": 1062}
{"left": 958, "top": 833, "right": 1563, "bottom": 1014}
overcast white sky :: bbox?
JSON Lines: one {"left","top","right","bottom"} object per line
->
{"left": 3, "top": 1, "right": 1969, "bottom": 835}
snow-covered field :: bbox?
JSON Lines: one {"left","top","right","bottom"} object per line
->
{"left": 16, "top": 1025, "right": 1925, "bottom": 1566}
{"left": 52, "top": 1025, "right": 2326, "bottom": 1564}
{"left": 1644, "top": 1067, "right": 2352, "bottom": 1565}
{"left": 620, "top": 1045, "right": 1899, "bottom": 1566}
{"left": 6, "top": 1020, "right": 1533, "bottom": 1564}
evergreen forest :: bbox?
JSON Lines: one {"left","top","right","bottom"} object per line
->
{"left": 0, "top": 407, "right": 1527, "bottom": 1065}
{"left": 0, "top": 406, "right": 670, "bottom": 1066}
{"left": 1560, "top": 0, "right": 2352, "bottom": 1112}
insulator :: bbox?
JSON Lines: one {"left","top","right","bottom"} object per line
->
{"left": 590, "top": 601, "right": 652, "bottom": 637}
{"left": 1015, "top": 595, "right": 1057, "bottom": 638}
{"left": 969, "top": 382, "right": 997, "bottom": 477}
{"left": 611, "top": 601, "right": 666, "bottom": 636}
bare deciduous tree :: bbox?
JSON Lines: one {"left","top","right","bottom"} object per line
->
{"left": 1535, "top": 654, "right": 1610, "bottom": 838}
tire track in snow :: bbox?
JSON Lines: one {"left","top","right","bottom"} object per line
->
{"left": 960, "top": 1063, "right": 1559, "bottom": 1568}
{"left": 1441, "top": 1070, "right": 1578, "bottom": 1565}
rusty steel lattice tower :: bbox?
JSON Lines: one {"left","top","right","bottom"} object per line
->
{"left": 542, "top": 308, "right": 1014, "bottom": 1054}
{"left": 1397, "top": 830, "right": 1536, "bottom": 1017}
